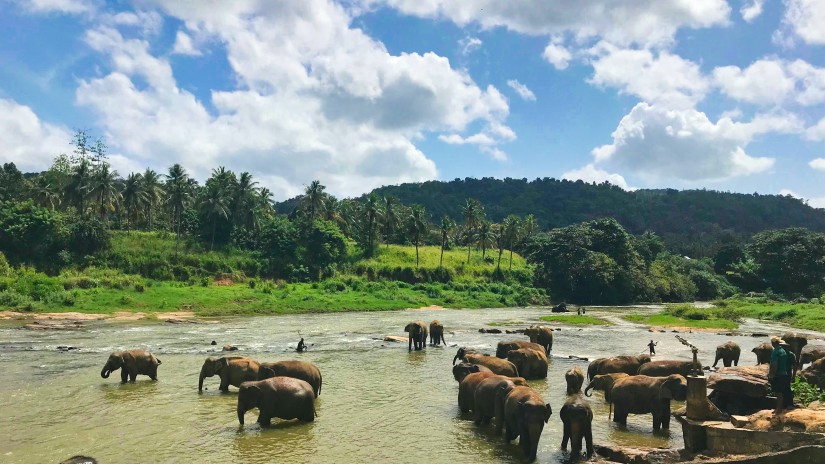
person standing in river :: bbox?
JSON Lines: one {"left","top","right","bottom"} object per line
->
{"left": 297, "top": 338, "right": 306, "bottom": 353}
{"left": 769, "top": 336, "right": 793, "bottom": 414}
{"left": 647, "top": 340, "right": 657, "bottom": 356}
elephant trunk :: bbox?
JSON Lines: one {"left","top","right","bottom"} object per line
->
{"left": 101, "top": 365, "right": 110, "bottom": 378}
{"left": 237, "top": 404, "right": 245, "bottom": 425}
{"left": 198, "top": 366, "right": 208, "bottom": 392}
{"left": 584, "top": 383, "right": 594, "bottom": 397}
{"left": 452, "top": 352, "right": 460, "bottom": 365}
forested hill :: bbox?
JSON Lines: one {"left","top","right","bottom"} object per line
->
{"left": 277, "top": 177, "right": 825, "bottom": 243}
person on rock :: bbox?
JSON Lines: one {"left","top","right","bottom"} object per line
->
{"left": 769, "top": 336, "right": 794, "bottom": 414}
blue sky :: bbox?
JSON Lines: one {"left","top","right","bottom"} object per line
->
{"left": 1, "top": 0, "right": 824, "bottom": 205}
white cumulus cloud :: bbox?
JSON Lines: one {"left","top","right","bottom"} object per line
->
{"left": 0, "top": 98, "right": 72, "bottom": 172}
{"left": 172, "top": 30, "right": 201, "bottom": 56}
{"left": 506, "top": 79, "right": 536, "bottom": 101}
{"left": 15, "top": 0, "right": 92, "bottom": 14}
{"left": 782, "top": 0, "right": 825, "bottom": 45}
{"left": 714, "top": 59, "right": 795, "bottom": 105}
{"left": 805, "top": 118, "right": 825, "bottom": 141}
{"left": 561, "top": 164, "right": 632, "bottom": 190}
{"left": 741, "top": 0, "right": 766, "bottom": 22}
{"left": 780, "top": 189, "right": 825, "bottom": 208}
{"left": 458, "top": 36, "right": 482, "bottom": 55}
{"left": 810, "top": 158, "right": 825, "bottom": 171}
{"left": 543, "top": 40, "right": 571, "bottom": 70}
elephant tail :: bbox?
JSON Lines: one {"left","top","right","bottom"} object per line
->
{"left": 319, "top": 374, "right": 322, "bottom": 396}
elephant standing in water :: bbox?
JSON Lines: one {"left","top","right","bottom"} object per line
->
{"left": 100, "top": 349, "right": 161, "bottom": 383}
{"left": 752, "top": 342, "right": 773, "bottom": 365}
{"left": 405, "top": 321, "right": 428, "bottom": 351}
{"left": 560, "top": 394, "right": 594, "bottom": 459}
{"left": 610, "top": 374, "right": 688, "bottom": 430}
{"left": 713, "top": 341, "right": 741, "bottom": 367}
{"left": 584, "top": 373, "right": 629, "bottom": 419}
{"left": 638, "top": 360, "right": 697, "bottom": 377}
{"left": 237, "top": 377, "right": 315, "bottom": 426}
{"left": 452, "top": 347, "right": 486, "bottom": 365}
{"left": 429, "top": 320, "right": 446, "bottom": 346}
{"left": 496, "top": 341, "right": 545, "bottom": 359}
{"left": 199, "top": 356, "right": 260, "bottom": 392}
{"left": 458, "top": 371, "right": 497, "bottom": 413}
{"left": 507, "top": 348, "right": 548, "bottom": 379}
{"left": 472, "top": 375, "right": 529, "bottom": 427}
{"left": 258, "top": 360, "right": 322, "bottom": 397}
{"left": 587, "top": 354, "right": 651, "bottom": 380}
{"left": 503, "top": 386, "right": 553, "bottom": 461}
{"left": 565, "top": 367, "right": 585, "bottom": 394}
{"left": 453, "top": 362, "right": 493, "bottom": 382}
{"left": 782, "top": 332, "right": 808, "bottom": 369}
{"left": 524, "top": 325, "right": 553, "bottom": 354}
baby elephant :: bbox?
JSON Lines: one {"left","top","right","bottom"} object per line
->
{"left": 237, "top": 377, "right": 316, "bottom": 426}
{"left": 100, "top": 349, "right": 161, "bottom": 383}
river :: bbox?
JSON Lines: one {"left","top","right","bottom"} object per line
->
{"left": 0, "top": 307, "right": 815, "bottom": 463}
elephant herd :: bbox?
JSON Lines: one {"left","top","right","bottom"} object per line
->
{"left": 99, "top": 349, "right": 322, "bottom": 427}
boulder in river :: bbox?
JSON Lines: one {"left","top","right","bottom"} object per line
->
{"left": 383, "top": 335, "right": 407, "bottom": 343}
{"left": 478, "top": 328, "right": 502, "bottom": 334}
{"left": 801, "top": 345, "right": 825, "bottom": 366}
{"left": 708, "top": 365, "right": 770, "bottom": 398}
{"left": 222, "top": 344, "right": 239, "bottom": 351}
{"left": 551, "top": 302, "right": 568, "bottom": 313}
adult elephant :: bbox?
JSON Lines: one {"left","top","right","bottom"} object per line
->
{"left": 752, "top": 342, "right": 772, "bottom": 365}
{"left": 503, "top": 386, "right": 553, "bottom": 461}
{"left": 524, "top": 325, "right": 553, "bottom": 354}
{"left": 464, "top": 353, "right": 519, "bottom": 377}
{"left": 638, "top": 360, "right": 697, "bottom": 377}
{"left": 472, "top": 375, "right": 529, "bottom": 427}
{"left": 452, "top": 347, "right": 486, "bottom": 365}
{"left": 458, "top": 371, "right": 497, "bottom": 413}
{"left": 801, "top": 345, "right": 825, "bottom": 366}
{"left": 100, "top": 349, "right": 161, "bottom": 383}
{"left": 258, "top": 360, "right": 322, "bottom": 398}
{"left": 610, "top": 374, "right": 688, "bottom": 430}
{"left": 496, "top": 340, "right": 545, "bottom": 359}
{"left": 237, "top": 377, "right": 315, "bottom": 426}
{"left": 587, "top": 354, "right": 651, "bottom": 381}
{"left": 565, "top": 367, "right": 585, "bottom": 394}
{"left": 782, "top": 332, "right": 808, "bottom": 369}
{"left": 713, "top": 341, "right": 741, "bottom": 367}
{"left": 560, "top": 394, "right": 594, "bottom": 459}
{"left": 429, "top": 320, "right": 446, "bottom": 346}
{"left": 584, "top": 373, "right": 630, "bottom": 419}
{"left": 453, "top": 362, "right": 493, "bottom": 383}
{"left": 199, "top": 356, "right": 260, "bottom": 392}
{"left": 405, "top": 321, "right": 428, "bottom": 351}
{"left": 507, "top": 348, "right": 548, "bottom": 380}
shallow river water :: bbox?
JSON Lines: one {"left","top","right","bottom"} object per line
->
{"left": 0, "top": 307, "right": 818, "bottom": 464}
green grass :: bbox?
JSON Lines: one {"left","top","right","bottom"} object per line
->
{"left": 539, "top": 315, "right": 611, "bottom": 326}
{"left": 487, "top": 320, "right": 526, "bottom": 326}
{"left": 623, "top": 313, "right": 739, "bottom": 330}
{"left": 713, "top": 298, "right": 825, "bottom": 332}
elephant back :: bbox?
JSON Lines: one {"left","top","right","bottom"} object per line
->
{"left": 637, "top": 360, "right": 694, "bottom": 377}
{"left": 258, "top": 360, "right": 322, "bottom": 397}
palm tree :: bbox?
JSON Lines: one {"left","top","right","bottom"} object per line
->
{"left": 232, "top": 171, "right": 258, "bottom": 230}
{"left": 495, "top": 223, "right": 505, "bottom": 270}
{"left": 302, "top": 180, "right": 326, "bottom": 220}
{"left": 382, "top": 196, "right": 399, "bottom": 247}
{"left": 476, "top": 220, "right": 496, "bottom": 261}
{"left": 439, "top": 215, "right": 454, "bottom": 267}
{"left": 408, "top": 205, "right": 428, "bottom": 267}
{"left": 521, "top": 214, "right": 537, "bottom": 246}
{"left": 363, "top": 194, "right": 382, "bottom": 256}
{"left": 141, "top": 169, "right": 165, "bottom": 230}
{"left": 88, "top": 163, "right": 121, "bottom": 222}
{"left": 165, "top": 164, "right": 191, "bottom": 254}
{"left": 503, "top": 215, "right": 521, "bottom": 270}
{"left": 462, "top": 199, "right": 483, "bottom": 263}
{"left": 32, "top": 177, "right": 60, "bottom": 210}
{"left": 65, "top": 158, "right": 92, "bottom": 217}
{"left": 199, "top": 180, "right": 231, "bottom": 251}
{"left": 121, "top": 173, "right": 147, "bottom": 230}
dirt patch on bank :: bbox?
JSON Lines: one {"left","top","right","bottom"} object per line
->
{"left": 408, "top": 305, "right": 445, "bottom": 311}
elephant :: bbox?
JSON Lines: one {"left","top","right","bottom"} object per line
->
{"left": 405, "top": 321, "right": 428, "bottom": 351}
{"left": 199, "top": 356, "right": 260, "bottom": 392}
{"left": 801, "top": 345, "right": 825, "bottom": 366}
{"left": 60, "top": 456, "right": 97, "bottom": 464}
{"left": 257, "top": 360, "right": 322, "bottom": 398}
{"left": 237, "top": 377, "right": 315, "bottom": 426}
{"left": 584, "top": 373, "right": 630, "bottom": 419}
{"left": 637, "top": 360, "right": 697, "bottom": 377}
{"left": 782, "top": 332, "right": 808, "bottom": 369}
{"left": 800, "top": 358, "right": 825, "bottom": 390}
{"left": 472, "top": 375, "right": 529, "bottom": 428}
{"left": 565, "top": 366, "right": 585, "bottom": 394}
{"left": 752, "top": 342, "right": 772, "bottom": 365}
{"left": 560, "top": 394, "right": 594, "bottom": 459}
{"left": 458, "top": 371, "right": 497, "bottom": 413}
{"left": 452, "top": 347, "right": 486, "bottom": 365}
{"left": 100, "top": 349, "right": 161, "bottom": 383}
{"left": 463, "top": 353, "right": 519, "bottom": 377}
{"left": 496, "top": 340, "right": 545, "bottom": 359}
{"left": 609, "top": 374, "right": 688, "bottom": 430}
{"left": 713, "top": 341, "right": 741, "bottom": 367}
{"left": 552, "top": 302, "right": 569, "bottom": 312}
{"left": 524, "top": 325, "right": 553, "bottom": 354}
{"left": 586, "top": 354, "right": 651, "bottom": 381}
{"left": 503, "top": 386, "right": 553, "bottom": 461}
{"left": 453, "top": 362, "right": 493, "bottom": 382}
{"left": 507, "top": 348, "right": 548, "bottom": 380}
{"left": 429, "top": 320, "right": 446, "bottom": 346}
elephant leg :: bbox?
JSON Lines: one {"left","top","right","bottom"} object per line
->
{"left": 504, "top": 423, "right": 517, "bottom": 442}
{"left": 473, "top": 409, "right": 483, "bottom": 426}
{"left": 734, "top": 357, "right": 739, "bottom": 367}
{"left": 519, "top": 425, "right": 531, "bottom": 457}
{"left": 585, "top": 427, "right": 594, "bottom": 458}
{"left": 120, "top": 370, "right": 128, "bottom": 383}
{"left": 129, "top": 371, "right": 137, "bottom": 382}
{"left": 662, "top": 408, "right": 672, "bottom": 429}
{"left": 613, "top": 407, "right": 627, "bottom": 425}
{"left": 258, "top": 412, "right": 271, "bottom": 427}
{"left": 408, "top": 336, "right": 413, "bottom": 352}
{"left": 712, "top": 357, "right": 719, "bottom": 368}
{"left": 219, "top": 376, "right": 230, "bottom": 392}
{"left": 724, "top": 358, "right": 732, "bottom": 367}
{"left": 561, "top": 422, "right": 570, "bottom": 450}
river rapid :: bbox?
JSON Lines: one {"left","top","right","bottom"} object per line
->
{"left": 0, "top": 307, "right": 814, "bottom": 464}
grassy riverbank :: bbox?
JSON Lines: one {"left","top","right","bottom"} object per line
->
{"left": 622, "top": 303, "right": 741, "bottom": 330}
{"left": 715, "top": 298, "right": 825, "bottom": 332}
{"left": 539, "top": 315, "right": 611, "bottom": 326}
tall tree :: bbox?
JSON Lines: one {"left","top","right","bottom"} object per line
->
{"left": 363, "top": 194, "right": 382, "bottom": 256}
{"left": 141, "top": 169, "right": 165, "bottom": 230}
{"left": 88, "top": 163, "right": 121, "bottom": 221}
{"left": 199, "top": 180, "right": 231, "bottom": 251}
{"left": 476, "top": 220, "right": 496, "bottom": 261}
{"left": 121, "top": 173, "right": 147, "bottom": 230}
{"left": 65, "top": 158, "right": 92, "bottom": 217}
{"left": 165, "top": 164, "right": 191, "bottom": 254}
{"left": 408, "top": 205, "right": 428, "bottom": 267}
{"left": 232, "top": 171, "right": 259, "bottom": 230}
{"left": 503, "top": 215, "right": 521, "bottom": 270}
{"left": 462, "top": 198, "right": 483, "bottom": 263}
{"left": 439, "top": 215, "right": 454, "bottom": 267}
{"left": 302, "top": 180, "right": 327, "bottom": 220}
{"left": 31, "top": 176, "right": 60, "bottom": 211}
{"left": 382, "top": 196, "right": 399, "bottom": 247}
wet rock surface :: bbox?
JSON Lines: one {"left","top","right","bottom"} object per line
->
{"left": 708, "top": 365, "right": 770, "bottom": 398}
{"left": 800, "top": 358, "right": 825, "bottom": 389}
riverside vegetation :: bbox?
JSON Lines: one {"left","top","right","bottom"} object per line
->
{"left": 1, "top": 131, "right": 825, "bottom": 326}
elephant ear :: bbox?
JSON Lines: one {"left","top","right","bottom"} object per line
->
{"left": 404, "top": 323, "right": 412, "bottom": 333}
{"left": 659, "top": 375, "right": 682, "bottom": 399}
{"left": 218, "top": 357, "right": 231, "bottom": 372}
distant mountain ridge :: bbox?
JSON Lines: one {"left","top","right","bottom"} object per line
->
{"left": 275, "top": 177, "right": 825, "bottom": 248}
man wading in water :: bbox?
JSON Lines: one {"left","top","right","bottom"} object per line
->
{"left": 297, "top": 337, "right": 306, "bottom": 353}
{"left": 768, "top": 336, "right": 794, "bottom": 414}
{"left": 647, "top": 340, "right": 658, "bottom": 356}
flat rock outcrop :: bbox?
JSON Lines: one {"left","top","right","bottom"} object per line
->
{"left": 708, "top": 365, "right": 770, "bottom": 398}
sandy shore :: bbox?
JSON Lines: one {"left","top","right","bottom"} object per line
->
{"left": 407, "top": 305, "right": 445, "bottom": 311}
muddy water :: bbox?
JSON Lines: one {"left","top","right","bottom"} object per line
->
{"left": 0, "top": 307, "right": 814, "bottom": 463}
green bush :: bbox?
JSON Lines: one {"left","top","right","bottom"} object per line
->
{"left": 0, "top": 289, "right": 32, "bottom": 307}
